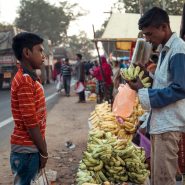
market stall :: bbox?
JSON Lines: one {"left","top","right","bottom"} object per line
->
{"left": 76, "top": 92, "right": 150, "bottom": 185}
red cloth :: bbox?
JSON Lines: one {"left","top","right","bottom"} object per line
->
{"left": 11, "top": 68, "right": 46, "bottom": 146}
{"left": 92, "top": 56, "right": 112, "bottom": 86}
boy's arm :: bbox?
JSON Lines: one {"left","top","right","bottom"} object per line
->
{"left": 28, "top": 127, "right": 47, "bottom": 155}
{"left": 28, "top": 126, "right": 47, "bottom": 169}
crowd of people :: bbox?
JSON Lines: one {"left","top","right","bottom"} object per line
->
{"left": 52, "top": 52, "right": 132, "bottom": 105}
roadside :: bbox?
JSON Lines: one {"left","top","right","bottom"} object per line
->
{"left": 0, "top": 89, "right": 96, "bottom": 185}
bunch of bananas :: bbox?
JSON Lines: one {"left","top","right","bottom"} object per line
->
{"left": 120, "top": 64, "right": 151, "bottom": 88}
{"left": 125, "top": 147, "right": 150, "bottom": 184}
{"left": 121, "top": 97, "right": 145, "bottom": 134}
{"left": 89, "top": 103, "right": 120, "bottom": 135}
{"left": 77, "top": 127, "right": 150, "bottom": 185}
{"left": 89, "top": 102, "right": 134, "bottom": 142}
{"left": 77, "top": 102, "right": 150, "bottom": 184}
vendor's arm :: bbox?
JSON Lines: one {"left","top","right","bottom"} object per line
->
{"left": 139, "top": 53, "right": 185, "bottom": 110}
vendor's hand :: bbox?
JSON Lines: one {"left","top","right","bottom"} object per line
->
{"left": 137, "top": 63, "right": 149, "bottom": 77}
{"left": 127, "top": 77, "right": 144, "bottom": 92}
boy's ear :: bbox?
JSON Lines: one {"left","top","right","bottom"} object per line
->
{"left": 23, "top": 48, "right": 30, "bottom": 59}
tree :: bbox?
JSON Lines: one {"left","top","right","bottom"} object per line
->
{"left": 67, "top": 31, "right": 95, "bottom": 60}
{"left": 15, "top": 0, "right": 84, "bottom": 45}
{"left": 0, "top": 23, "right": 14, "bottom": 32}
{"left": 94, "top": 18, "right": 109, "bottom": 39}
{"left": 117, "top": 0, "right": 184, "bottom": 15}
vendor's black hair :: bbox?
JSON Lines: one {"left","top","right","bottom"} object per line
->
{"left": 138, "top": 7, "right": 169, "bottom": 30}
{"left": 12, "top": 32, "right": 43, "bottom": 61}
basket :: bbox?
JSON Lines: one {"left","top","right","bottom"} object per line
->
{"left": 178, "top": 133, "right": 185, "bottom": 174}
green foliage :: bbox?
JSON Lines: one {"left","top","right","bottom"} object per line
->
{"left": 117, "top": 0, "right": 184, "bottom": 15}
{"left": 67, "top": 31, "right": 95, "bottom": 60}
{"left": 15, "top": 0, "right": 84, "bottom": 45}
{"left": 0, "top": 23, "right": 13, "bottom": 32}
{"left": 95, "top": 19, "right": 109, "bottom": 38}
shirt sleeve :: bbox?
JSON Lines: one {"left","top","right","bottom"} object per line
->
{"left": 17, "top": 82, "right": 39, "bottom": 129}
{"left": 148, "top": 53, "right": 185, "bottom": 108}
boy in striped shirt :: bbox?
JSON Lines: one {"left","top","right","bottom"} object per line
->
{"left": 10, "top": 32, "right": 48, "bottom": 184}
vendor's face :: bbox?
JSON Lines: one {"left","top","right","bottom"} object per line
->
{"left": 142, "top": 24, "right": 166, "bottom": 47}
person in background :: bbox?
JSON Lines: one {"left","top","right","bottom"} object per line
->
{"left": 52, "top": 59, "right": 62, "bottom": 81}
{"left": 84, "top": 60, "right": 92, "bottom": 81}
{"left": 92, "top": 56, "right": 113, "bottom": 103}
{"left": 128, "top": 7, "right": 185, "bottom": 185}
{"left": 146, "top": 54, "right": 158, "bottom": 74}
{"left": 10, "top": 32, "right": 48, "bottom": 184}
{"left": 61, "top": 58, "right": 72, "bottom": 96}
{"left": 120, "top": 57, "right": 129, "bottom": 69}
{"left": 75, "top": 53, "right": 86, "bottom": 103}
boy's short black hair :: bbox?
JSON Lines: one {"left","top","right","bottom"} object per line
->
{"left": 138, "top": 7, "right": 170, "bottom": 30}
{"left": 12, "top": 32, "right": 44, "bottom": 61}
{"left": 76, "top": 53, "right": 82, "bottom": 60}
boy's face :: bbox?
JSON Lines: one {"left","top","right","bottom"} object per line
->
{"left": 28, "top": 44, "right": 45, "bottom": 69}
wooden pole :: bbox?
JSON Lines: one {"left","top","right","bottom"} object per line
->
{"left": 92, "top": 25, "right": 107, "bottom": 101}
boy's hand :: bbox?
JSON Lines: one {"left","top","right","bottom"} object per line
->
{"left": 39, "top": 153, "right": 48, "bottom": 169}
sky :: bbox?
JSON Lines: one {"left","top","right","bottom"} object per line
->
{"left": 0, "top": 0, "right": 118, "bottom": 38}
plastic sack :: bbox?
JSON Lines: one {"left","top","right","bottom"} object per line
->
{"left": 75, "top": 82, "right": 85, "bottom": 93}
{"left": 131, "top": 38, "right": 152, "bottom": 65}
{"left": 56, "top": 74, "right": 63, "bottom": 91}
{"left": 112, "top": 83, "right": 136, "bottom": 118}
{"left": 31, "top": 169, "right": 50, "bottom": 185}
{"left": 56, "top": 81, "right": 62, "bottom": 91}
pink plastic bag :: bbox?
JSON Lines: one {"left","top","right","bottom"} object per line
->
{"left": 112, "top": 83, "right": 136, "bottom": 118}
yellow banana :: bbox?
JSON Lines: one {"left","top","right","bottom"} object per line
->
{"left": 134, "top": 66, "right": 141, "bottom": 78}
{"left": 84, "top": 152, "right": 100, "bottom": 165}
{"left": 116, "top": 155, "right": 125, "bottom": 166}
{"left": 93, "top": 160, "right": 103, "bottom": 171}
{"left": 138, "top": 70, "right": 144, "bottom": 79}
{"left": 119, "top": 175, "right": 128, "bottom": 182}
{"left": 125, "top": 126, "right": 136, "bottom": 134}
{"left": 127, "top": 64, "right": 135, "bottom": 79}
{"left": 124, "top": 121, "right": 135, "bottom": 129}
{"left": 98, "top": 171, "right": 108, "bottom": 182}
{"left": 83, "top": 159, "right": 96, "bottom": 167}
{"left": 143, "top": 82, "right": 151, "bottom": 88}
{"left": 141, "top": 77, "right": 150, "bottom": 84}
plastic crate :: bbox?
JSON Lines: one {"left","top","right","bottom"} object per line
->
{"left": 178, "top": 133, "right": 185, "bottom": 174}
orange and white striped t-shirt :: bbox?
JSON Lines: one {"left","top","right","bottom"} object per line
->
{"left": 11, "top": 67, "right": 46, "bottom": 148}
